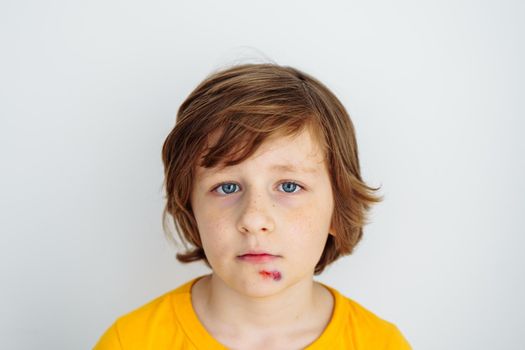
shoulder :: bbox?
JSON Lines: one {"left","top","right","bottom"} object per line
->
{"left": 325, "top": 285, "right": 412, "bottom": 349}
{"left": 93, "top": 278, "right": 196, "bottom": 350}
{"left": 115, "top": 288, "right": 177, "bottom": 333}
{"left": 345, "top": 297, "right": 411, "bottom": 348}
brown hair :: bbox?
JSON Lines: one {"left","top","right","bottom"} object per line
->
{"left": 161, "top": 63, "right": 381, "bottom": 274}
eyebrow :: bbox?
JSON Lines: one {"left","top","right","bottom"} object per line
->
{"left": 197, "top": 162, "right": 319, "bottom": 180}
{"left": 269, "top": 163, "right": 319, "bottom": 174}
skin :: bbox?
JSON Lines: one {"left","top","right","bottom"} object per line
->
{"left": 190, "top": 128, "right": 336, "bottom": 349}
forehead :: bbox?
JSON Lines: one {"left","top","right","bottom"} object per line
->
{"left": 194, "top": 128, "right": 327, "bottom": 179}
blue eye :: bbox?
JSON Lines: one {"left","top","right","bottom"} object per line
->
{"left": 279, "top": 181, "right": 301, "bottom": 193}
{"left": 213, "top": 181, "right": 303, "bottom": 195}
{"left": 216, "top": 183, "right": 239, "bottom": 195}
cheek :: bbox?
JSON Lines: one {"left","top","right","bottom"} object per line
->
{"left": 282, "top": 196, "right": 333, "bottom": 252}
{"left": 195, "top": 211, "right": 232, "bottom": 258}
{"left": 291, "top": 198, "right": 332, "bottom": 229}
{"left": 285, "top": 208, "right": 330, "bottom": 245}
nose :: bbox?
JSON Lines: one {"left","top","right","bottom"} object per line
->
{"left": 236, "top": 189, "right": 275, "bottom": 235}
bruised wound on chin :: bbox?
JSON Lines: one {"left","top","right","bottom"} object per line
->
{"left": 259, "top": 270, "right": 282, "bottom": 281}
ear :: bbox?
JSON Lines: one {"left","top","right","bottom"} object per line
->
{"left": 328, "top": 225, "right": 336, "bottom": 236}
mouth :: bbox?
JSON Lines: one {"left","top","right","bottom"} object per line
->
{"left": 237, "top": 252, "right": 279, "bottom": 264}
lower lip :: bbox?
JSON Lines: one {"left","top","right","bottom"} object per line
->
{"left": 238, "top": 254, "right": 278, "bottom": 263}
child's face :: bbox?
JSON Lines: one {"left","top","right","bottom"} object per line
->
{"left": 191, "top": 128, "right": 334, "bottom": 297}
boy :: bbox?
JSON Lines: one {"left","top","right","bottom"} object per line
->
{"left": 94, "top": 63, "right": 411, "bottom": 349}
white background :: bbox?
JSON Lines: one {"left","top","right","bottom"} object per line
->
{"left": 1, "top": 1, "right": 524, "bottom": 349}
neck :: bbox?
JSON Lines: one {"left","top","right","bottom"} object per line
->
{"left": 197, "top": 273, "right": 320, "bottom": 333}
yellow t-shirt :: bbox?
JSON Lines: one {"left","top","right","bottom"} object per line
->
{"left": 94, "top": 276, "right": 411, "bottom": 349}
